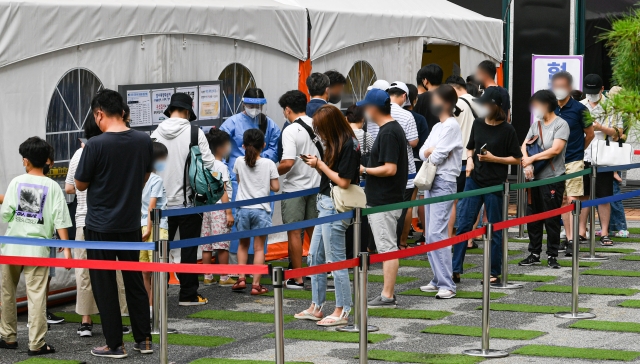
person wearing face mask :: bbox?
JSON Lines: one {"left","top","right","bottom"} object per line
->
{"left": 475, "top": 60, "right": 511, "bottom": 123}
{"left": 415, "top": 64, "right": 443, "bottom": 131}
{"left": 579, "top": 74, "right": 623, "bottom": 246}
{"left": 550, "top": 71, "right": 594, "bottom": 254}
{"left": 324, "top": 70, "right": 347, "bottom": 105}
{"left": 519, "top": 90, "right": 570, "bottom": 269}
{"left": 418, "top": 85, "right": 463, "bottom": 299}
{"left": 451, "top": 88, "right": 522, "bottom": 284}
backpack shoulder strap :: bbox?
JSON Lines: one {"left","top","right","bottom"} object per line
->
{"left": 294, "top": 118, "right": 324, "bottom": 159}
{"left": 183, "top": 125, "right": 199, "bottom": 207}
{"left": 190, "top": 125, "right": 199, "bottom": 148}
{"left": 460, "top": 97, "right": 478, "bottom": 119}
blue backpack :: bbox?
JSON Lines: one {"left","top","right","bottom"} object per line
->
{"left": 183, "top": 126, "right": 225, "bottom": 206}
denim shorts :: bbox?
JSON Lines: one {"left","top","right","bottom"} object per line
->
{"left": 236, "top": 208, "right": 272, "bottom": 231}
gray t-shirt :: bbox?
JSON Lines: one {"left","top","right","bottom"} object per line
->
{"left": 526, "top": 117, "right": 570, "bottom": 179}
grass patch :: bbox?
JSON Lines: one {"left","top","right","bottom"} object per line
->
{"left": 191, "top": 359, "right": 311, "bottom": 364}
{"left": 465, "top": 248, "right": 520, "bottom": 256}
{"left": 619, "top": 300, "right": 640, "bottom": 308}
{"left": 460, "top": 272, "right": 556, "bottom": 282}
{"left": 482, "top": 303, "right": 590, "bottom": 314}
{"left": 422, "top": 324, "right": 545, "bottom": 340}
{"left": 123, "top": 333, "right": 234, "bottom": 348}
{"left": 507, "top": 258, "right": 601, "bottom": 267}
{"left": 348, "top": 273, "right": 417, "bottom": 284}
{"left": 368, "top": 308, "right": 452, "bottom": 320}
{"left": 620, "top": 255, "right": 640, "bottom": 261}
{"left": 579, "top": 247, "right": 635, "bottom": 254}
{"left": 188, "top": 310, "right": 294, "bottom": 323}
{"left": 610, "top": 237, "right": 638, "bottom": 243}
{"left": 54, "top": 312, "right": 130, "bottom": 326}
{"left": 263, "top": 329, "right": 391, "bottom": 344}
{"left": 264, "top": 290, "right": 335, "bottom": 301}
{"left": 533, "top": 285, "right": 640, "bottom": 296}
{"left": 583, "top": 269, "right": 640, "bottom": 277}
{"left": 15, "top": 360, "right": 82, "bottom": 364}
{"left": 570, "top": 320, "right": 640, "bottom": 333}
{"left": 512, "top": 344, "right": 640, "bottom": 361}
{"left": 399, "top": 259, "right": 476, "bottom": 270}
{"left": 365, "top": 349, "right": 484, "bottom": 364}
{"left": 398, "top": 288, "right": 506, "bottom": 300}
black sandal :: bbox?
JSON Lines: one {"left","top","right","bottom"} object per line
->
{"left": 600, "top": 236, "right": 614, "bottom": 246}
{"left": 467, "top": 241, "right": 479, "bottom": 249}
{"left": 453, "top": 273, "right": 461, "bottom": 283}
{"left": 28, "top": 343, "right": 55, "bottom": 356}
{"left": 481, "top": 276, "right": 501, "bottom": 285}
{"left": 0, "top": 340, "right": 17, "bottom": 349}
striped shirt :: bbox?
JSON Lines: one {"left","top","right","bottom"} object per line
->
{"left": 390, "top": 103, "right": 418, "bottom": 189}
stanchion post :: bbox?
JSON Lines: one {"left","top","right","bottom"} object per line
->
{"left": 337, "top": 208, "right": 378, "bottom": 333}
{"left": 273, "top": 267, "right": 285, "bottom": 364}
{"left": 556, "top": 201, "right": 596, "bottom": 320}
{"left": 158, "top": 239, "right": 169, "bottom": 364}
{"left": 358, "top": 252, "right": 369, "bottom": 364}
{"left": 464, "top": 223, "right": 509, "bottom": 358}
{"left": 515, "top": 165, "right": 527, "bottom": 239}
{"left": 151, "top": 208, "right": 161, "bottom": 335}
{"left": 582, "top": 166, "right": 608, "bottom": 261}
{"left": 494, "top": 182, "right": 523, "bottom": 290}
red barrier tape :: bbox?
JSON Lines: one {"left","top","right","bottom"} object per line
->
{"left": 493, "top": 204, "right": 573, "bottom": 232}
{"left": 635, "top": 150, "right": 640, "bottom": 155}
{"left": 0, "top": 256, "right": 269, "bottom": 275}
{"left": 284, "top": 258, "right": 359, "bottom": 280}
{"left": 369, "top": 227, "right": 487, "bottom": 264}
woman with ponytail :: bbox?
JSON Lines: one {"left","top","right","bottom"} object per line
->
{"left": 231, "top": 129, "right": 279, "bottom": 295}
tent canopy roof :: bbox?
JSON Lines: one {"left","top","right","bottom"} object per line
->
{"left": 0, "top": 0, "right": 503, "bottom": 68}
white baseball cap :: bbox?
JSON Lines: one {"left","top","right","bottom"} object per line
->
{"left": 388, "top": 81, "right": 411, "bottom": 107}
{"left": 367, "top": 80, "right": 390, "bottom": 91}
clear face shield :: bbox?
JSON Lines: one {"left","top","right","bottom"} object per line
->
{"left": 242, "top": 97, "right": 267, "bottom": 122}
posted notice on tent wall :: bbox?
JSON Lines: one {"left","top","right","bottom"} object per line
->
{"left": 126, "top": 90, "right": 152, "bottom": 127}
{"left": 152, "top": 88, "right": 174, "bottom": 125}
{"left": 176, "top": 86, "right": 199, "bottom": 118}
{"left": 199, "top": 85, "right": 220, "bottom": 120}
{"left": 531, "top": 55, "right": 583, "bottom": 94}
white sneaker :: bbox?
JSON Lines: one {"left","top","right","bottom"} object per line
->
{"left": 420, "top": 284, "right": 438, "bottom": 292}
{"left": 435, "top": 289, "right": 456, "bottom": 299}
{"left": 560, "top": 227, "right": 566, "bottom": 239}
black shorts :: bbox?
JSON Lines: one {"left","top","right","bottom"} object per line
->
{"left": 583, "top": 163, "right": 614, "bottom": 198}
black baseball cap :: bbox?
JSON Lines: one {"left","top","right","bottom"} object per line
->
{"left": 163, "top": 93, "right": 197, "bottom": 121}
{"left": 473, "top": 87, "right": 503, "bottom": 108}
{"left": 583, "top": 74, "right": 603, "bottom": 94}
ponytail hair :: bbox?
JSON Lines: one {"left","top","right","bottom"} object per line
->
{"left": 242, "top": 128, "right": 265, "bottom": 168}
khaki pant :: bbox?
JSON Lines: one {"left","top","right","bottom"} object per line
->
{"left": 75, "top": 227, "right": 128, "bottom": 316}
{"left": 1, "top": 264, "right": 49, "bottom": 351}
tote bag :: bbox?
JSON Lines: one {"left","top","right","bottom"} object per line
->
{"left": 594, "top": 137, "right": 632, "bottom": 166}
{"left": 414, "top": 157, "right": 437, "bottom": 191}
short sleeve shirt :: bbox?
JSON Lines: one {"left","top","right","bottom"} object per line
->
{"left": 467, "top": 119, "right": 522, "bottom": 187}
{"left": 390, "top": 103, "right": 418, "bottom": 189}
{"left": 555, "top": 98, "right": 589, "bottom": 163}
{"left": 319, "top": 137, "right": 361, "bottom": 197}
{"left": 581, "top": 96, "right": 624, "bottom": 163}
{"left": 65, "top": 148, "right": 87, "bottom": 227}
{"left": 233, "top": 157, "right": 279, "bottom": 212}
{"left": 212, "top": 159, "right": 233, "bottom": 203}
{"left": 280, "top": 116, "right": 321, "bottom": 192}
{"left": 526, "top": 117, "right": 571, "bottom": 179}
{"left": 140, "top": 173, "right": 168, "bottom": 229}
{"left": 365, "top": 121, "right": 408, "bottom": 206}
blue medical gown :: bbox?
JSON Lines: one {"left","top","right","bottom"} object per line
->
{"left": 219, "top": 112, "right": 281, "bottom": 254}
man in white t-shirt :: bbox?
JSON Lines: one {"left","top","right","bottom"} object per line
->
{"left": 387, "top": 81, "right": 419, "bottom": 249}
{"left": 277, "top": 90, "right": 321, "bottom": 289}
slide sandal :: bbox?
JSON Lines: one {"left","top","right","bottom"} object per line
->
{"left": 316, "top": 315, "right": 348, "bottom": 327}
{"left": 294, "top": 310, "right": 322, "bottom": 321}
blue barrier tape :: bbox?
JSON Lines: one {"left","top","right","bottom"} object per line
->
{"left": 170, "top": 211, "right": 354, "bottom": 249}
{"left": 162, "top": 188, "right": 320, "bottom": 218}
{"left": 596, "top": 163, "right": 640, "bottom": 173}
{"left": 0, "top": 236, "right": 154, "bottom": 251}
{"left": 582, "top": 188, "right": 640, "bottom": 208}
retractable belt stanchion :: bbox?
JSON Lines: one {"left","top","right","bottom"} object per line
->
{"left": 158, "top": 239, "right": 170, "bottom": 364}
{"left": 556, "top": 201, "right": 596, "bottom": 320}
{"left": 358, "top": 252, "right": 369, "bottom": 364}
{"left": 273, "top": 266, "right": 285, "bottom": 364}
{"left": 582, "top": 166, "right": 608, "bottom": 261}
{"left": 515, "top": 165, "right": 527, "bottom": 240}
{"left": 151, "top": 208, "right": 161, "bottom": 335}
{"left": 494, "top": 182, "right": 522, "bottom": 290}
{"left": 464, "top": 223, "right": 509, "bottom": 358}
{"left": 338, "top": 208, "right": 378, "bottom": 333}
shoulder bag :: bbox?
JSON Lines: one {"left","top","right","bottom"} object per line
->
{"left": 294, "top": 118, "right": 324, "bottom": 160}
{"left": 414, "top": 156, "right": 437, "bottom": 191}
{"left": 594, "top": 136, "right": 632, "bottom": 166}
{"left": 525, "top": 121, "right": 555, "bottom": 176}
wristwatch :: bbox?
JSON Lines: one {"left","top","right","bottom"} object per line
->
{"left": 362, "top": 167, "right": 367, "bottom": 176}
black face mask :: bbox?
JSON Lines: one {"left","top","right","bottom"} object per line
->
{"left": 43, "top": 164, "right": 51, "bottom": 175}
{"left": 328, "top": 94, "right": 342, "bottom": 104}
{"left": 429, "top": 104, "right": 444, "bottom": 117}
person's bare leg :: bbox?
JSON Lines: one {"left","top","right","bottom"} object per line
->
{"left": 400, "top": 189, "right": 419, "bottom": 247}
{"left": 418, "top": 195, "right": 425, "bottom": 234}
{"left": 562, "top": 196, "right": 573, "bottom": 240}
{"left": 216, "top": 249, "right": 230, "bottom": 281}
{"left": 287, "top": 229, "right": 303, "bottom": 284}
{"left": 448, "top": 200, "right": 458, "bottom": 238}
{"left": 382, "top": 259, "right": 399, "bottom": 298}
{"left": 598, "top": 203, "right": 611, "bottom": 237}
{"left": 142, "top": 272, "right": 152, "bottom": 306}
{"left": 202, "top": 251, "right": 212, "bottom": 265}
{"left": 578, "top": 196, "right": 590, "bottom": 237}
{"left": 237, "top": 238, "right": 250, "bottom": 280}
{"left": 252, "top": 236, "right": 266, "bottom": 284}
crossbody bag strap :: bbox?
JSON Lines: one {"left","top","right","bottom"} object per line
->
{"left": 294, "top": 118, "right": 324, "bottom": 160}
{"left": 537, "top": 120, "right": 555, "bottom": 171}
{"left": 183, "top": 126, "right": 199, "bottom": 207}
{"left": 460, "top": 97, "right": 478, "bottom": 119}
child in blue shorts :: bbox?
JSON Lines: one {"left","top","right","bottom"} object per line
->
{"left": 231, "top": 129, "right": 279, "bottom": 295}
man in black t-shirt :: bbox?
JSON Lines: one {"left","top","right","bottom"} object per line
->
{"left": 357, "top": 89, "right": 408, "bottom": 308}
{"left": 75, "top": 90, "right": 153, "bottom": 358}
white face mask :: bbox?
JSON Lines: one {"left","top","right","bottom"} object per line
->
{"left": 553, "top": 88, "right": 569, "bottom": 101}
{"left": 245, "top": 108, "right": 260, "bottom": 118}
{"left": 586, "top": 93, "right": 601, "bottom": 103}
{"left": 531, "top": 107, "right": 545, "bottom": 121}
{"left": 475, "top": 105, "right": 490, "bottom": 119}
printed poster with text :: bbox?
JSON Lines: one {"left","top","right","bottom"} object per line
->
{"left": 126, "top": 90, "right": 152, "bottom": 127}
{"left": 176, "top": 86, "right": 199, "bottom": 118}
{"left": 198, "top": 84, "right": 220, "bottom": 120}
{"left": 152, "top": 88, "right": 174, "bottom": 125}
{"left": 531, "top": 55, "right": 583, "bottom": 124}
